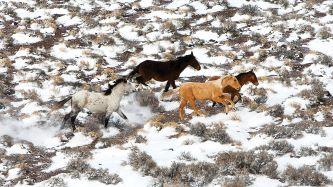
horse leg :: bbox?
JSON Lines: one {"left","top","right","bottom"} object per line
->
{"left": 61, "top": 112, "right": 72, "bottom": 129}
{"left": 189, "top": 98, "right": 203, "bottom": 116}
{"left": 70, "top": 112, "right": 79, "bottom": 131}
{"left": 212, "top": 102, "right": 217, "bottom": 107}
{"left": 171, "top": 80, "right": 177, "bottom": 89}
{"left": 179, "top": 99, "right": 187, "bottom": 120}
{"left": 117, "top": 108, "right": 128, "bottom": 120}
{"left": 164, "top": 81, "right": 171, "bottom": 92}
{"left": 136, "top": 76, "right": 149, "bottom": 86}
{"left": 104, "top": 114, "right": 110, "bottom": 128}
{"left": 233, "top": 92, "right": 241, "bottom": 104}
{"left": 212, "top": 96, "right": 231, "bottom": 114}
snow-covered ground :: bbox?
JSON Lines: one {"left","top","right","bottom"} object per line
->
{"left": 1, "top": 0, "right": 333, "bottom": 186}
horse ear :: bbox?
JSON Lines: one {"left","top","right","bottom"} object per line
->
{"left": 191, "top": 51, "right": 193, "bottom": 56}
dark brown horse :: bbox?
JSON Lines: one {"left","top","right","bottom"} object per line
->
{"left": 128, "top": 52, "right": 201, "bottom": 92}
{"left": 208, "top": 70, "right": 259, "bottom": 106}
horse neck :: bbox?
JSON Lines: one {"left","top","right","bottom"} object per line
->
{"left": 173, "top": 58, "right": 190, "bottom": 74}
{"left": 108, "top": 85, "right": 125, "bottom": 101}
{"left": 236, "top": 74, "right": 249, "bottom": 86}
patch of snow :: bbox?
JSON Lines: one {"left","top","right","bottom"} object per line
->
{"left": 12, "top": 33, "right": 42, "bottom": 45}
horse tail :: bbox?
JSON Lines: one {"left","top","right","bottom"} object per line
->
{"left": 51, "top": 96, "right": 72, "bottom": 111}
{"left": 127, "top": 65, "right": 140, "bottom": 79}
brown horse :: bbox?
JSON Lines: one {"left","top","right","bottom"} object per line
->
{"left": 208, "top": 70, "right": 259, "bottom": 106}
{"left": 128, "top": 52, "right": 201, "bottom": 92}
{"left": 178, "top": 75, "right": 241, "bottom": 120}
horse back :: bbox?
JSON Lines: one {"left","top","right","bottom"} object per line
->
{"left": 180, "top": 82, "right": 216, "bottom": 100}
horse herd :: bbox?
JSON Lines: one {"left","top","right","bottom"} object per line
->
{"left": 54, "top": 52, "right": 259, "bottom": 130}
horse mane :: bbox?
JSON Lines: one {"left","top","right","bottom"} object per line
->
{"left": 172, "top": 53, "right": 193, "bottom": 64}
{"left": 236, "top": 70, "right": 254, "bottom": 79}
{"left": 104, "top": 78, "right": 127, "bottom": 95}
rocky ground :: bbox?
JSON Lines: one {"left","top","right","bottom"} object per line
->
{"left": 1, "top": 0, "right": 333, "bottom": 186}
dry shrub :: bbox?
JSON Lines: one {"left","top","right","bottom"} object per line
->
{"left": 268, "top": 104, "right": 284, "bottom": 118}
{"left": 318, "top": 153, "right": 333, "bottom": 171}
{"left": 0, "top": 135, "right": 14, "bottom": 147}
{"left": 66, "top": 159, "right": 90, "bottom": 173}
{"left": 309, "top": 79, "right": 330, "bottom": 103}
{"left": 220, "top": 20, "right": 237, "bottom": 33}
{"left": 215, "top": 151, "right": 278, "bottom": 178}
{"left": 178, "top": 151, "right": 197, "bottom": 162}
{"left": 66, "top": 159, "right": 122, "bottom": 184}
{"left": 189, "top": 122, "right": 206, "bottom": 137}
{"left": 315, "top": 53, "right": 332, "bottom": 67}
{"left": 297, "top": 147, "right": 318, "bottom": 157}
{"left": 223, "top": 175, "right": 252, "bottom": 187}
{"left": 135, "top": 135, "right": 147, "bottom": 143}
{"left": 317, "top": 26, "right": 331, "bottom": 40}
{"left": 258, "top": 140, "right": 294, "bottom": 155}
{"left": 260, "top": 124, "right": 303, "bottom": 139}
{"left": 329, "top": 4, "right": 333, "bottom": 15}
{"left": 282, "top": 165, "right": 330, "bottom": 186}
{"left": 239, "top": 5, "right": 260, "bottom": 16}
{"left": 189, "top": 123, "right": 232, "bottom": 144}
{"left": 46, "top": 177, "right": 67, "bottom": 187}
{"left": 86, "top": 168, "right": 122, "bottom": 185}
{"left": 264, "top": 0, "right": 289, "bottom": 7}
{"left": 242, "top": 96, "right": 259, "bottom": 111}
{"left": 158, "top": 162, "right": 219, "bottom": 186}
{"left": 135, "top": 90, "right": 164, "bottom": 112}
{"left": 128, "top": 147, "right": 158, "bottom": 176}
{"left": 290, "top": 121, "right": 324, "bottom": 135}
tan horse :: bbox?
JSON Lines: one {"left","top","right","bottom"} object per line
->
{"left": 178, "top": 75, "right": 241, "bottom": 120}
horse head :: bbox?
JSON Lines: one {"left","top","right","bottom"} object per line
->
{"left": 187, "top": 52, "right": 201, "bottom": 70}
{"left": 222, "top": 75, "right": 241, "bottom": 91}
{"left": 104, "top": 78, "right": 128, "bottom": 95}
{"left": 248, "top": 69, "right": 259, "bottom": 86}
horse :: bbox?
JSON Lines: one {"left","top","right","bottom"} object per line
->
{"left": 178, "top": 75, "right": 241, "bottom": 120}
{"left": 53, "top": 78, "right": 132, "bottom": 131}
{"left": 127, "top": 52, "right": 201, "bottom": 92}
{"left": 208, "top": 70, "right": 259, "bottom": 106}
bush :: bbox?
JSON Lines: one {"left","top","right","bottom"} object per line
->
{"left": 66, "top": 159, "right": 90, "bottom": 173}
{"left": 318, "top": 153, "right": 333, "bottom": 171}
{"left": 189, "top": 123, "right": 207, "bottom": 137}
{"left": 311, "top": 79, "right": 326, "bottom": 99}
{"left": 221, "top": 20, "right": 237, "bottom": 33}
{"left": 206, "top": 123, "right": 231, "bottom": 144}
{"left": 135, "top": 135, "right": 147, "bottom": 143}
{"left": 318, "top": 27, "right": 332, "bottom": 39}
{"left": 282, "top": 165, "right": 330, "bottom": 186}
{"left": 215, "top": 151, "right": 278, "bottom": 178}
{"left": 189, "top": 123, "right": 232, "bottom": 144}
{"left": 316, "top": 54, "right": 332, "bottom": 67}
{"left": 135, "top": 90, "right": 164, "bottom": 112}
{"left": 0, "top": 135, "right": 13, "bottom": 147}
{"left": 46, "top": 177, "right": 67, "bottom": 187}
{"left": 260, "top": 124, "right": 302, "bottom": 139}
{"left": 128, "top": 147, "right": 158, "bottom": 176}
{"left": 268, "top": 104, "right": 284, "bottom": 118}
{"left": 158, "top": 162, "right": 218, "bottom": 186}
{"left": 297, "top": 147, "right": 318, "bottom": 157}
{"left": 240, "top": 5, "right": 260, "bottom": 16}
{"left": 178, "top": 152, "right": 197, "bottom": 161}
{"left": 86, "top": 168, "right": 122, "bottom": 184}
{"left": 262, "top": 140, "right": 294, "bottom": 155}
{"left": 223, "top": 175, "right": 252, "bottom": 187}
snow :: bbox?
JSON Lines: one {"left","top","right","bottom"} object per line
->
{"left": 62, "top": 132, "right": 93, "bottom": 148}
{"left": 308, "top": 39, "right": 333, "bottom": 58}
{"left": 2, "top": 0, "right": 333, "bottom": 186}
{"left": 12, "top": 33, "right": 42, "bottom": 44}
{"left": 57, "top": 15, "right": 82, "bottom": 27}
